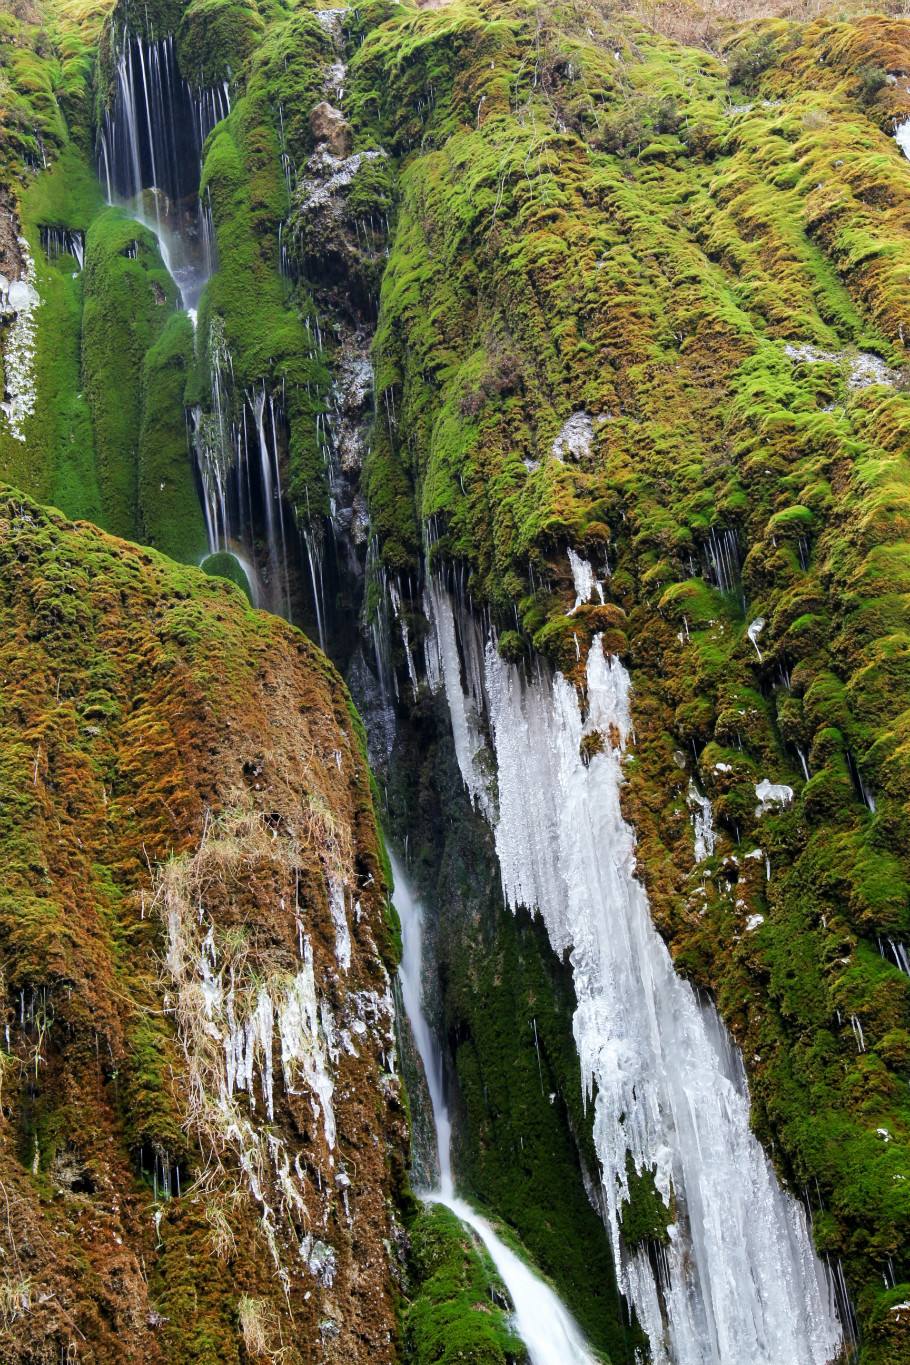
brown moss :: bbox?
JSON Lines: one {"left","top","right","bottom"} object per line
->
{"left": 0, "top": 492, "right": 405, "bottom": 1364}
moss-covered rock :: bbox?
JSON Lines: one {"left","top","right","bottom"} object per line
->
{"left": 0, "top": 489, "right": 404, "bottom": 1364}
{"left": 404, "top": 1203, "right": 527, "bottom": 1365}
{"left": 201, "top": 548, "right": 253, "bottom": 600}
{"left": 82, "top": 207, "right": 182, "bottom": 541}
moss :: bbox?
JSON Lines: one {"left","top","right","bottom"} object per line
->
{"left": 201, "top": 550, "right": 253, "bottom": 600}
{"left": 618, "top": 1152, "right": 674, "bottom": 1249}
{"left": 138, "top": 311, "right": 207, "bottom": 563}
{"left": 404, "top": 1203, "right": 527, "bottom": 1365}
{"left": 82, "top": 207, "right": 181, "bottom": 542}
{"left": 194, "top": 14, "right": 334, "bottom": 523}
{"left": 0, "top": 14, "right": 105, "bottom": 517}
{"left": 0, "top": 488, "right": 405, "bottom": 1361}
{"left": 176, "top": 0, "right": 264, "bottom": 88}
{"left": 345, "top": 2, "right": 910, "bottom": 1346}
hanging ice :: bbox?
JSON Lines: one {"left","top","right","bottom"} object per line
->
{"left": 426, "top": 587, "right": 843, "bottom": 1365}
{"left": 0, "top": 238, "right": 39, "bottom": 442}
{"left": 328, "top": 875, "right": 352, "bottom": 973}
{"left": 567, "top": 548, "right": 603, "bottom": 612}
{"left": 687, "top": 780, "right": 715, "bottom": 863}
{"left": 755, "top": 778, "right": 794, "bottom": 815}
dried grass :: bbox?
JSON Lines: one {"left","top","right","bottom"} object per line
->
{"left": 154, "top": 795, "right": 345, "bottom": 1269}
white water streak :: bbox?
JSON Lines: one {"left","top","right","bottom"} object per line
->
{"left": 427, "top": 587, "right": 843, "bottom": 1365}
{"left": 392, "top": 851, "right": 596, "bottom": 1365}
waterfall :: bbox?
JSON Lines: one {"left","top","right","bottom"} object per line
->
{"left": 424, "top": 584, "right": 845, "bottom": 1365}
{"left": 704, "top": 525, "right": 742, "bottom": 600}
{"left": 392, "top": 850, "right": 597, "bottom": 1365}
{"left": 39, "top": 227, "right": 85, "bottom": 269}
{"left": 96, "top": 29, "right": 230, "bottom": 310}
{"left": 95, "top": 27, "right": 308, "bottom": 616}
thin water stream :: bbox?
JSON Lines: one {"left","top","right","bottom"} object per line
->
{"left": 392, "top": 849, "right": 597, "bottom": 1365}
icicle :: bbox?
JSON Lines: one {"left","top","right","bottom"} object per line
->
{"left": 849, "top": 1015, "right": 866, "bottom": 1054}
{"left": 424, "top": 583, "right": 843, "bottom": 1365}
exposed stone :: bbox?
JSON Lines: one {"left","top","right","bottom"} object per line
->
{"left": 310, "top": 101, "right": 353, "bottom": 157}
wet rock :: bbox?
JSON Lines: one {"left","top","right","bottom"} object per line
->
{"left": 310, "top": 101, "right": 353, "bottom": 157}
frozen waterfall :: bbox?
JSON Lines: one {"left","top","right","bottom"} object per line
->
{"left": 424, "top": 585, "right": 844, "bottom": 1365}
{"left": 392, "top": 850, "right": 597, "bottom": 1365}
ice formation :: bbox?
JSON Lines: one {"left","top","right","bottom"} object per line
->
{"left": 425, "top": 585, "right": 843, "bottom": 1365}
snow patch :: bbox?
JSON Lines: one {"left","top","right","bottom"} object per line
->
{"left": 552, "top": 411, "right": 596, "bottom": 461}
{"left": 295, "top": 148, "right": 384, "bottom": 215}
{"left": 784, "top": 342, "right": 898, "bottom": 390}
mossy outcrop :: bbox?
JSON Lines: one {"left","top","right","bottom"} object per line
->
{"left": 4, "top": 0, "right": 910, "bottom": 1357}
{"left": 403, "top": 1203, "right": 527, "bottom": 1365}
{"left": 0, "top": 491, "right": 406, "bottom": 1362}
{"left": 1, "top": 0, "right": 206, "bottom": 563}
{"left": 343, "top": 0, "right": 910, "bottom": 1352}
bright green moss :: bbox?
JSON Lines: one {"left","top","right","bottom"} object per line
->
{"left": 176, "top": 0, "right": 264, "bottom": 87}
{"left": 194, "top": 25, "right": 332, "bottom": 521}
{"left": 404, "top": 1203, "right": 527, "bottom": 1365}
{"left": 138, "top": 312, "right": 208, "bottom": 562}
{"left": 201, "top": 550, "right": 253, "bottom": 600}
{"left": 82, "top": 207, "right": 180, "bottom": 541}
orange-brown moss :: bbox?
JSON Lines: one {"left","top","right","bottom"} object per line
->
{"left": 0, "top": 490, "right": 405, "bottom": 1363}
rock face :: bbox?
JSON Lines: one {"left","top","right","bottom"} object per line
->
{"left": 4, "top": 0, "right": 910, "bottom": 1360}
{"left": 0, "top": 496, "right": 406, "bottom": 1363}
{"left": 310, "top": 101, "right": 353, "bottom": 158}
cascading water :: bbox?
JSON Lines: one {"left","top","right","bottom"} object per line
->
{"left": 96, "top": 24, "right": 300, "bottom": 615}
{"left": 423, "top": 581, "right": 845, "bottom": 1365}
{"left": 96, "top": 28, "right": 229, "bottom": 311}
{"left": 38, "top": 227, "right": 85, "bottom": 269}
{"left": 392, "top": 849, "right": 597, "bottom": 1365}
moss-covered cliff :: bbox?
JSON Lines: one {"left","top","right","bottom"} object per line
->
{"left": 4, "top": 0, "right": 910, "bottom": 1358}
{"left": 343, "top": 0, "right": 910, "bottom": 1355}
{"left": 0, "top": 490, "right": 407, "bottom": 1362}
{"left": 0, "top": 0, "right": 206, "bottom": 563}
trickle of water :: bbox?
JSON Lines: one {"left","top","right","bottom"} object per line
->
{"left": 96, "top": 30, "right": 230, "bottom": 310}
{"left": 392, "top": 850, "right": 597, "bottom": 1365}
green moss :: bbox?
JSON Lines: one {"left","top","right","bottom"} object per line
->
{"left": 404, "top": 1203, "right": 527, "bottom": 1365}
{"left": 176, "top": 0, "right": 264, "bottom": 87}
{"left": 82, "top": 207, "right": 181, "bottom": 541}
{"left": 618, "top": 1154, "right": 673, "bottom": 1249}
{"left": 0, "top": 16, "right": 106, "bottom": 516}
{"left": 347, "top": 3, "right": 910, "bottom": 1345}
{"left": 194, "top": 14, "right": 333, "bottom": 522}
{"left": 138, "top": 312, "right": 207, "bottom": 562}
{"left": 201, "top": 550, "right": 253, "bottom": 600}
